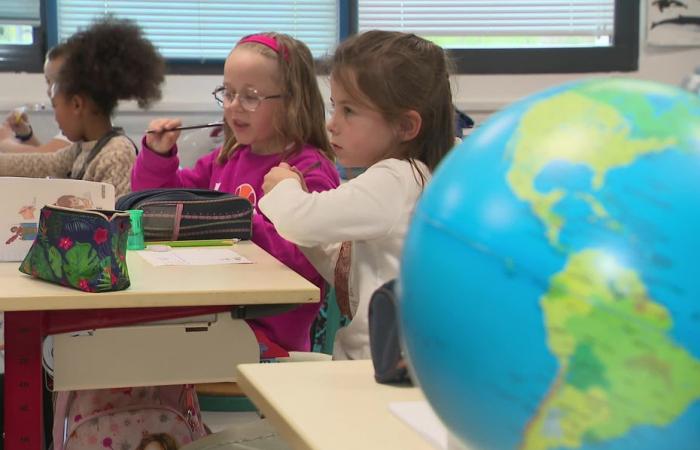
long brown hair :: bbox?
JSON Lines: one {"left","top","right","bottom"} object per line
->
{"left": 217, "top": 32, "right": 333, "bottom": 165}
{"left": 331, "top": 30, "right": 455, "bottom": 184}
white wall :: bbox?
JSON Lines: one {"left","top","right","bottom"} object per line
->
{"left": 454, "top": 45, "right": 700, "bottom": 124}
{"left": 0, "top": 7, "right": 698, "bottom": 141}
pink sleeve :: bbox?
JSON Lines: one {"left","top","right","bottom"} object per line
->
{"left": 131, "top": 136, "right": 217, "bottom": 191}
{"left": 252, "top": 156, "right": 339, "bottom": 287}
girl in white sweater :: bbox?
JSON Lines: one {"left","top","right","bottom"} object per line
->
{"left": 260, "top": 30, "right": 455, "bottom": 359}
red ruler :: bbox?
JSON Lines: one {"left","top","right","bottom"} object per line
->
{"left": 4, "top": 311, "right": 45, "bottom": 450}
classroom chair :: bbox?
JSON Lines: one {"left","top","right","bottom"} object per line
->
{"left": 197, "top": 285, "right": 345, "bottom": 412}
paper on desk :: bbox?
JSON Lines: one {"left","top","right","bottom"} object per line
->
{"left": 137, "top": 248, "right": 252, "bottom": 266}
{"left": 389, "top": 400, "right": 447, "bottom": 449}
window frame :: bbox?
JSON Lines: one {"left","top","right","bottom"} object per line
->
{"left": 9, "top": 0, "right": 639, "bottom": 75}
{"left": 0, "top": 0, "right": 46, "bottom": 72}
{"left": 352, "top": 0, "right": 640, "bottom": 74}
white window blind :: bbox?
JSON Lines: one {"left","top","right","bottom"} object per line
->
{"left": 358, "top": 0, "right": 615, "bottom": 49}
{"left": 0, "top": 0, "right": 41, "bottom": 26}
{"left": 56, "top": 0, "right": 338, "bottom": 59}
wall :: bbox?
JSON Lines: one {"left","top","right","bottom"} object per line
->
{"left": 454, "top": 45, "right": 700, "bottom": 124}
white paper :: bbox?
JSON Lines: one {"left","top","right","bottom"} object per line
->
{"left": 137, "top": 248, "right": 252, "bottom": 266}
{"left": 0, "top": 177, "right": 114, "bottom": 261}
{"left": 389, "top": 400, "right": 448, "bottom": 449}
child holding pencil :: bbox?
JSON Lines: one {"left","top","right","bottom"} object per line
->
{"left": 132, "top": 32, "right": 340, "bottom": 353}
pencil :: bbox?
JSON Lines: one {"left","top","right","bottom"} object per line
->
{"left": 146, "top": 239, "right": 239, "bottom": 247}
{"left": 14, "top": 107, "right": 26, "bottom": 124}
{"left": 146, "top": 121, "right": 224, "bottom": 134}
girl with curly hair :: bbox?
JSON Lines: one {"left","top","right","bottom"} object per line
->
{"left": 0, "top": 17, "right": 165, "bottom": 197}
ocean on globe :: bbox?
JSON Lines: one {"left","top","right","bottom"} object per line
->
{"left": 400, "top": 78, "right": 700, "bottom": 450}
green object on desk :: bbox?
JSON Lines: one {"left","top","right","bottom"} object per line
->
{"left": 127, "top": 209, "right": 145, "bottom": 250}
{"left": 145, "top": 239, "right": 238, "bottom": 247}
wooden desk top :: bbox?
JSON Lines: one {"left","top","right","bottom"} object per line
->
{"left": 237, "top": 360, "right": 434, "bottom": 450}
{"left": 0, "top": 242, "right": 318, "bottom": 311}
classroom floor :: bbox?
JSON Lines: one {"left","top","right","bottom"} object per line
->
{"left": 202, "top": 410, "right": 261, "bottom": 433}
{"left": 195, "top": 410, "right": 291, "bottom": 450}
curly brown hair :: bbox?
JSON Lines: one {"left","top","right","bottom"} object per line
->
{"left": 57, "top": 16, "right": 165, "bottom": 117}
{"left": 46, "top": 42, "right": 68, "bottom": 62}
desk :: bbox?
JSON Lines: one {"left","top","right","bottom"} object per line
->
{"left": 237, "top": 360, "right": 435, "bottom": 450}
{"left": 0, "top": 242, "right": 319, "bottom": 450}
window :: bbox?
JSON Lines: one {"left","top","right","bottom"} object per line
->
{"left": 357, "top": 0, "right": 639, "bottom": 73}
{"left": 53, "top": 0, "right": 338, "bottom": 73}
{"left": 4, "top": 0, "right": 639, "bottom": 74}
{"left": 0, "top": 0, "right": 44, "bottom": 71}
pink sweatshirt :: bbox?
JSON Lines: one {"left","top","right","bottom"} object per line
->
{"left": 132, "top": 139, "right": 340, "bottom": 351}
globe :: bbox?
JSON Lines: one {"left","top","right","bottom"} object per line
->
{"left": 400, "top": 78, "right": 700, "bottom": 450}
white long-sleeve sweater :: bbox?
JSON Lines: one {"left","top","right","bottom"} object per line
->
{"left": 259, "top": 158, "right": 429, "bottom": 360}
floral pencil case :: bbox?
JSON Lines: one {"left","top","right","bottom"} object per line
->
{"left": 19, "top": 205, "right": 131, "bottom": 292}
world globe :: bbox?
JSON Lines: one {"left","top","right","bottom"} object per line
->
{"left": 400, "top": 78, "right": 700, "bottom": 450}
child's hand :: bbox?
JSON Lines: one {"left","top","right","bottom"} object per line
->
{"left": 145, "top": 118, "right": 182, "bottom": 154}
{"left": 0, "top": 123, "right": 14, "bottom": 141}
{"left": 3, "top": 110, "right": 30, "bottom": 136}
{"left": 263, "top": 162, "right": 305, "bottom": 193}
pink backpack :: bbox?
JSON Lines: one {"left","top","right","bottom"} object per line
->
{"left": 52, "top": 385, "right": 207, "bottom": 450}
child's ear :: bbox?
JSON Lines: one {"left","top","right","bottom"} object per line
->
{"left": 396, "top": 110, "right": 422, "bottom": 143}
{"left": 70, "top": 94, "right": 86, "bottom": 114}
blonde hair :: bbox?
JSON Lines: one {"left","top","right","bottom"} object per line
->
{"left": 331, "top": 31, "right": 455, "bottom": 184}
{"left": 217, "top": 32, "right": 333, "bottom": 165}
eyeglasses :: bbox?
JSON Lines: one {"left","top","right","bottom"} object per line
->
{"left": 212, "top": 85, "right": 285, "bottom": 112}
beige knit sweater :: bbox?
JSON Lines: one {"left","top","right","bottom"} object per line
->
{"left": 0, "top": 135, "right": 135, "bottom": 198}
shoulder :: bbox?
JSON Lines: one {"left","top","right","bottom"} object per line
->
{"left": 93, "top": 135, "right": 136, "bottom": 164}
{"left": 287, "top": 144, "right": 340, "bottom": 185}
{"left": 51, "top": 142, "right": 80, "bottom": 161}
{"left": 105, "top": 135, "right": 137, "bottom": 156}
{"left": 352, "top": 158, "right": 429, "bottom": 193}
{"left": 53, "top": 131, "right": 70, "bottom": 143}
{"left": 287, "top": 144, "right": 329, "bottom": 165}
{"left": 58, "top": 141, "right": 80, "bottom": 154}
{"left": 368, "top": 158, "right": 429, "bottom": 180}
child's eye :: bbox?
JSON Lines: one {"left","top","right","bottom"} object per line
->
{"left": 241, "top": 92, "right": 258, "bottom": 103}
{"left": 343, "top": 106, "right": 353, "bottom": 115}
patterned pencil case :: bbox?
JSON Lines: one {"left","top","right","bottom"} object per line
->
{"left": 19, "top": 205, "right": 131, "bottom": 292}
{"left": 116, "top": 188, "right": 252, "bottom": 241}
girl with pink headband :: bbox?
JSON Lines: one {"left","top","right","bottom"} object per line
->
{"left": 132, "top": 32, "right": 339, "bottom": 354}
{"left": 237, "top": 34, "right": 290, "bottom": 61}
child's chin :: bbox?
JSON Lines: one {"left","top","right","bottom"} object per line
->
{"left": 232, "top": 134, "right": 251, "bottom": 145}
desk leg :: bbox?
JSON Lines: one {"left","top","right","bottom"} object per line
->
{"left": 4, "top": 311, "right": 45, "bottom": 450}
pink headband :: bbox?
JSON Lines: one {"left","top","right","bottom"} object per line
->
{"left": 238, "top": 34, "right": 289, "bottom": 62}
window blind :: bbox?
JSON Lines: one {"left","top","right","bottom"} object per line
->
{"left": 56, "top": 1, "right": 338, "bottom": 59}
{"left": 0, "top": 0, "right": 41, "bottom": 26}
{"left": 358, "top": 0, "right": 615, "bottom": 48}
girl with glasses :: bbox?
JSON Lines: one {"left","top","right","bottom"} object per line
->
{"left": 0, "top": 18, "right": 164, "bottom": 197}
{"left": 132, "top": 32, "right": 340, "bottom": 354}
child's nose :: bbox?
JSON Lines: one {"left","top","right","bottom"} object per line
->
{"left": 326, "top": 116, "right": 337, "bottom": 135}
{"left": 226, "top": 94, "right": 244, "bottom": 112}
